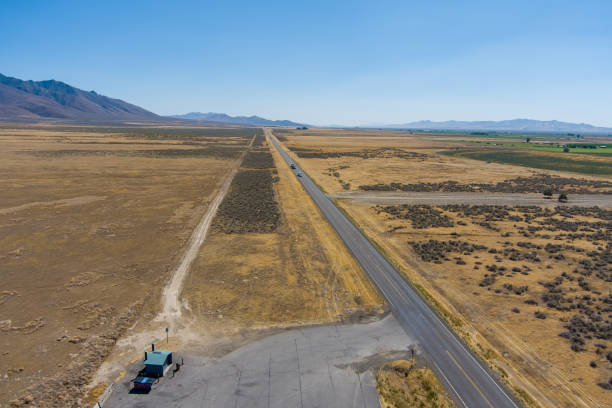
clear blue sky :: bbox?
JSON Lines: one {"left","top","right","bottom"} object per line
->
{"left": 2, "top": 0, "right": 611, "bottom": 126}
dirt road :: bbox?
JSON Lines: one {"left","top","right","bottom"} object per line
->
{"left": 158, "top": 135, "right": 255, "bottom": 322}
{"left": 157, "top": 166, "right": 239, "bottom": 321}
{"left": 328, "top": 192, "right": 612, "bottom": 207}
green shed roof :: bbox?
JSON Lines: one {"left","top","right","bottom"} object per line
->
{"left": 144, "top": 350, "right": 172, "bottom": 366}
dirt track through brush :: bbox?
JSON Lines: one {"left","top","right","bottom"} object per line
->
{"left": 157, "top": 135, "right": 255, "bottom": 323}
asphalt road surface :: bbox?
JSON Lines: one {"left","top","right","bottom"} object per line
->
{"left": 107, "top": 315, "right": 413, "bottom": 408}
{"left": 267, "top": 129, "right": 521, "bottom": 408}
{"left": 329, "top": 191, "right": 612, "bottom": 207}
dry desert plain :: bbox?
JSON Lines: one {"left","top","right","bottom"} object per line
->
{"left": 0, "top": 125, "right": 249, "bottom": 406}
{"left": 2, "top": 123, "right": 611, "bottom": 408}
{"left": 0, "top": 125, "right": 382, "bottom": 407}
{"left": 182, "top": 132, "right": 381, "bottom": 329}
{"left": 274, "top": 127, "right": 612, "bottom": 408}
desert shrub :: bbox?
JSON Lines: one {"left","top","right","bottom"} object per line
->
{"left": 360, "top": 174, "right": 612, "bottom": 194}
{"left": 534, "top": 311, "right": 547, "bottom": 319}
{"left": 213, "top": 169, "right": 281, "bottom": 233}
{"left": 479, "top": 275, "right": 495, "bottom": 287}
{"left": 409, "top": 239, "right": 487, "bottom": 262}
{"left": 251, "top": 133, "right": 267, "bottom": 147}
{"left": 294, "top": 147, "right": 427, "bottom": 160}
{"left": 503, "top": 284, "right": 528, "bottom": 295}
{"left": 28, "top": 146, "right": 245, "bottom": 159}
{"left": 242, "top": 151, "right": 275, "bottom": 168}
{"left": 377, "top": 205, "right": 454, "bottom": 229}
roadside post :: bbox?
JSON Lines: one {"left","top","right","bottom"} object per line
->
{"left": 166, "top": 327, "right": 169, "bottom": 344}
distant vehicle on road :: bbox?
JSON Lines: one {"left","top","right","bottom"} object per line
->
{"left": 290, "top": 163, "right": 296, "bottom": 169}
{"left": 297, "top": 172, "right": 303, "bottom": 177}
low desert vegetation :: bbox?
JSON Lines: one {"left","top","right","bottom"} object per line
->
{"left": 372, "top": 203, "right": 611, "bottom": 400}
{"left": 293, "top": 146, "right": 427, "bottom": 160}
{"left": 276, "top": 126, "right": 612, "bottom": 407}
{"left": 376, "top": 205, "right": 454, "bottom": 229}
{"left": 0, "top": 125, "right": 250, "bottom": 407}
{"left": 251, "top": 131, "right": 267, "bottom": 147}
{"left": 376, "top": 360, "right": 455, "bottom": 408}
{"left": 274, "top": 134, "right": 288, "bottom": 142}
{"left": 25, "top": 146, "right": 246, "bottom": 159}
{"left": 2, "top": 125, "right": 260, "bottom": 141}
{"left": 182, "top": 130, "right": 382, "bottom": 331}
{"left": 360, "top": 174, "right": 612, "bottom": 194}
{"left": 213, "top": 137, "right": 281, "bottom": 233}
{"left": 241, "top": 150, "right": 275, "bottom": 168}
{"left": 212, "top": 169, "right": 281, "bottom": 234}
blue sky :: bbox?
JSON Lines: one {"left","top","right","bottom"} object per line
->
{"left": 1, "top": 1, "right": 611, "bottom": 126}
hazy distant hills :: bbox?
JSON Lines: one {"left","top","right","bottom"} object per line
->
{"left": 0, "top": 73, "right": 160, "bottom": 122}
{"left": 382, "top": 119, "right": 612, "bottom": 134}
{"left": 171, "top": 112, "right": 305, "bottom": 127}
{"left": 2, "top": 72, "right": 609, "bottom": 134}
{"left": 0, "top": 74, "right": 305, "bottom": 126}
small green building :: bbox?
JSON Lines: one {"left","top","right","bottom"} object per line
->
{"left": 143, "top": 350, "right": 173, "bottom": 377}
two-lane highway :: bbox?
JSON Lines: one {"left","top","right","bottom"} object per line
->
{"left": 267, "top": 128, "right": 521, "bottom": 408}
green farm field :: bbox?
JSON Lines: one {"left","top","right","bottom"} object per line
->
{"left": 459, "top": 140, "right": 612, "bottom": 154}
{"left": 442, "top": 149, "right": 612, "bottom": 175}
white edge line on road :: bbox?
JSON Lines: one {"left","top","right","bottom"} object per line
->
{"left": 432, "top": 359, "right": 468, "bottom": 408}
{"left": 268, "top": 129, "right": 521, "bottom": 408}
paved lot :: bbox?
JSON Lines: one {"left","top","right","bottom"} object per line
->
{"left": 329, "top": 192, "right": 612, "bottom": 207}
{"left": 107, "top": 315, "right": 414, "bottom": 408}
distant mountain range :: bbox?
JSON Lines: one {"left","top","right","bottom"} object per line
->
{"left": 2, "top": 73, "right": 609, "bottom": 134}
{"left": 0, "top": 74, "right": 304, "bottom": 126}
{"left": 170, "top": 112, "right": 305, "bottom": 127}
{"left": 380, "top": 119, "right": 612, "bottom": 134}
{"left": 0, "top": 73, "right": 161, "bottom": 122}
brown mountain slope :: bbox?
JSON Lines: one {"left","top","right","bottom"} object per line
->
{"left": 0, "top": 73, "right": 160, "bottom": 122}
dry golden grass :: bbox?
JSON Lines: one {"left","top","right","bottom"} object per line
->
{"left": 276, "top": 128, "right": 612, "bottom": 408}
{"left": 277, "top": 128, "right": 611, "bottom": 195}
{"left": 0, "top": 126, "right": 240, "bottom": 406}
{"left": 344, "top": 203, "right": 610, "bottom": 407}
{"left": 182, "top": 131, "right": 382, "bottom": 330}
{"left": 376, "top": 360, "right": 456, "bottom": 408}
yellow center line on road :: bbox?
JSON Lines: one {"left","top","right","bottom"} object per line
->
{"left": 446, "top": 350, "right": 495, "bottom": 408}
{"left": 270, "top": 131, "right": 516, "bottom": 408}
{"left": 349, "top": 228, "right": 414, "bottom": 307}
{"left": 325, "top": 191, "right": 498, "bottom": 408}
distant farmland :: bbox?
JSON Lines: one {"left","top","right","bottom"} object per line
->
{"left": 459, "top": 140, "right": 612, "bottom": 155}
{"left": 442, "top": 149, "right": 612, "bottom": 176}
